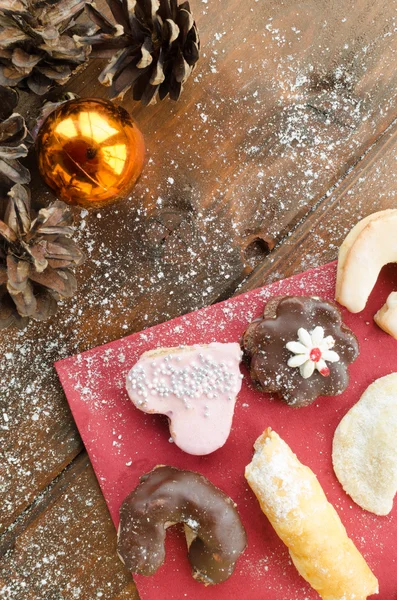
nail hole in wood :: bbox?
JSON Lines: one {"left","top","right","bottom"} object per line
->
{"left": 242, "top": 234, "right": 273, "bottom": 271}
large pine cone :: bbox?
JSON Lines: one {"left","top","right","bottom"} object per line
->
{"left": 0, "top": 0, "right": 92, "bottom": 95}
{"left": 75, "top": 0, "right": 200, "bottom": 105}
{"left": 0, "top": 183, "right": 85, "bottom": 329}
{"left": 0, "top": 85, "right": 31, "bottom": 191}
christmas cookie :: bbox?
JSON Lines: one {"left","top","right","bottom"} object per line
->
{"left": 245, "top": 428, "right": 378, "bottom": 599}
{"left": 126, "top": 342, "right": 243, "bottom": 455}
{"left": 242, "top": 296, "right": 359, "bottom": 407}
{"left": 374, "top": 292, "right": 397, "bottom": 340}
{"left": 336, "top": 209, "right": 397, "bottom": 339}
{"left": 333, "top": 373, "right": 397, "bottom": 516}
{"left": 117, "top": 465, "right": 247, "bottom": 585}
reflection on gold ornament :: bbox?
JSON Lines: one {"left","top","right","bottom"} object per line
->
{"left": 36, "top": 98, "right": 145, "bottom": 208}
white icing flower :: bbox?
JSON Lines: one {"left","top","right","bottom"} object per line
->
{"left": 286, "top": 326, "right": 340, "bottom": 379}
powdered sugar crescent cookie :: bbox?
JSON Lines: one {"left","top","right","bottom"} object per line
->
{"left": 332, "top": 373, "right": 397, "bottom": 516}
{"left": 126, "top": 343, "right": 243, "bottom": 455}
{"left": 336, "top": 209, "right": 397, "bottom": 339}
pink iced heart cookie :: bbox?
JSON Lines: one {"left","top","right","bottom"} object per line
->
{"left": 126, "top": 343, "right": 243, "bottom": 455}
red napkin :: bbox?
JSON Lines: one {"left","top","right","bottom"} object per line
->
{"left": 55, "top": 261, "right": 397, "bottom": 600}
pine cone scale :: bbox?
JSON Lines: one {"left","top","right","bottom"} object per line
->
{"left": 32, "top": 202, "right": 74, "bottom": 232}
{"left": 32, "top": 290, "right": 57, "bottom": 321}
{"left": 106, "top": 0, "right": 131, "bottom": 30}
{"left": 0, "top": 285, "right": 28, "bottom": 330}
{"left": 46, "top": 236, "right": 85, "bottom": 265}
{"left": 0, "top": 219, "right": 17, "bottom": 243}
{"left": 99, "top": 47, "right": 137, "bottom": 87}
{"left": 163, "top": 18, "right": 179, "bottom": 44}
{"left": 9, "top": 283, "right": 36, "bottom": 317}
{"left": 0, "top": 66, "right": 26, "bottom": 86}
{"left": 173, "top": 48, "right": 189, "bottom": 83}
{"left": 36, "top": 64, "right": 72, "bottom": 81}
{"left": 0, "top": 157, "right": 30, "bottom": 184}
{"left": 39, "top": 0, "right": 88, "bottom": 28}
{"left": 176, "top": 8, "right": 192, "bottom": 42}
{"left": 12, "top": 47, "right": 42, "bottom": 68}
{"left": 5, "top": 183, "right": 31, "bottom": 235}
{"left": 85, "top": 3, "right": 120, "bottom": 35}
{"left": 0, "top": 265, "right": 7, "bottom": 285}
{"left": 157, "top": 0, "right": 172, "bottom": 21}
{"left": 0, "top": 143, "right": 29, "bottom": 158}
{"left": 0, "top": 114, "right": 28, "bottom": 145}
{"left": 110, "top": 62, "right": 142, "bottom": 97}
{"left": 149, "top": 50, "right": 165, "bottom": 85}
{"left": 0, "top": 85, "right": 17, "bottom": 120}
{"left": 21, "top": 240, "right": 48, "bottom": 272}
{"left": 29, "top": 265, "right": 77, "bottom": 298}
{"left": 6, "top": 255, "right": 37, "bottom": 317}
{"left": 6, "top": 254, "right": 29, "bottom": 293}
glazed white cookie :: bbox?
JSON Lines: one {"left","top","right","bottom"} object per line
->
{"left": 333, "top": 373, "right": 397, "bottom": 516}
{"left": 336, "top": 209, "right": 397, "bottom": 340}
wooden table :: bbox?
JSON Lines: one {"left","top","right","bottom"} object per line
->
{"left": 1, "top": 0, "right": 397, "bottom": 598}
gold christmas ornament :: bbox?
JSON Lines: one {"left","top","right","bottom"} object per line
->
{"left": 36, "top": 98, "right": 145, "bottom": 208}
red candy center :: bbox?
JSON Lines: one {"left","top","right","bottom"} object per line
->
{"left": 319, "top": 366, "right": 330, "bottom": 377}
{"left": 309, "top": 347, "right": 322, "bottom": 362}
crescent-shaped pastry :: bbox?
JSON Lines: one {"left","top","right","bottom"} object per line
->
{"left": 333, "top": 373, "right": 397, "bottom": 516}
{"left": 336, "top": 209, "right": 397, "bottom": 338}
{"left": 245, "top": 428, "right": 378, "bottom": 600}
{"left": 117, "top": 466, "right": 247, "bottom": 584}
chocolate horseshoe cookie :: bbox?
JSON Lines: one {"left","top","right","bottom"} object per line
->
{"left": 242, "top": 296, "right": 359, "bottom": 407}
{"left": 117, "top": 466, "right": 247, "bottom": 585}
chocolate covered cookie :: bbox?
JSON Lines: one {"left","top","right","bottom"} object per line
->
{"left": 242, "top": 296, "right": 359, "bottom": 407}
{"left": 117, "top": 466, "right": 247, "bottom": 585}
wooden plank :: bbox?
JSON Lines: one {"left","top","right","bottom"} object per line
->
{"left": 238, "top": 116, "right": 397, "bottom": 291}
{"left": 2, "top": 111, "right": 397, "bottom": 600}
{"left": 3, "top": 0, "right": 397, "bottom": 539}
{"left": 0, "top": 453, "right": 138, "bottom": 600}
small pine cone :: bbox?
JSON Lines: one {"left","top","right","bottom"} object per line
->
{"left": 75, "top": 0, "right": 200, "bottom": 105}
{"left": 0, "top": 183, "right": 85, "bottom": 329}
{"left": 0, "top": 85, "right": 31, "bottom": 191}
{"left": 0, "top": 0, "right": 93, "bottom": 95}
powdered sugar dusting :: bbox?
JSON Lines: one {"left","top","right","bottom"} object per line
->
{"left": 246, "top": 432, "right": 314, "bottom": 521}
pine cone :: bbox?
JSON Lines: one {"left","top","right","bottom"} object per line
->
{"left": 0, "top": 183, "right": 85, "bottom": 329}
{"left": 0, "top": 0, "right": 93, "bottom": 95}
{"left": 75, "top": 0, "right": 200, "bottom": 105}
{"left": 0, "top": 85, "right": 31, "bottom": 191}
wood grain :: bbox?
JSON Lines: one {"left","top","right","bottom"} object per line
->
{"left": 2, "top": 0, "right": 397, "bottom": 597}
{"left": 238, "top": 116, "right": 397, "bottom": 292}
{"left": 0, "top": 453, "right": 138, "bottom": 600}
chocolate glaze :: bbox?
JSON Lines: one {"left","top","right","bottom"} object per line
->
{"left": 117, "top": 466, "right": 247, "bottom": 585}
{"left": 242, "top": 296, "right": 359, "bottom": 407}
